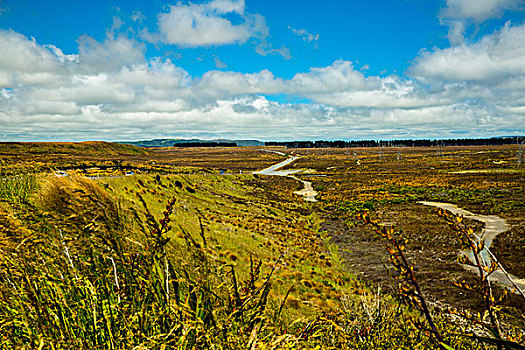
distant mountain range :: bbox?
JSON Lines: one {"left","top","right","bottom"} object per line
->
{"left": 119, "top": 139, "right": 265, "bottom": 148}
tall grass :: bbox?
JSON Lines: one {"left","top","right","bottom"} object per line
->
{"left": 0, "top": 175, "right": 493, "bottom": 349}
{"left": 0, "top": 176, "right": 279, "bottom": 348}
{"left": 0, "top": 170, "right": 37, "bottom": 204}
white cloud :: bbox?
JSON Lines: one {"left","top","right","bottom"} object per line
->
{"left": 131, "top": 10, "right": 145, "bottom": 23}
{"left": 288, "top": 26, "right": 319, "bottom": 47}
{"left": 21, "top": 100, "right": 81, "bottom": 116}
{"left": 194, "top": 60, "right": 381, "bottom": 103}
{"left": 197, "top": 69, "right": 281, "bottom": 99}
{"left": 214, "top": 55, "right": 227, "bottom": 69}
{"left": 411, "top": 23, "right": 525, "bottom": 83}
{"left": 208, "top": 0, "right": 246, "bottom": 14}
{"left": 446, "top": 20, "right": 466, "bottom": 46}
{"left": 113, "top": 59, "right": 190, "bottom": 89}
{"left": 255, "top": 42, "right": 292, "bottom": 60}
{"left": 0, "top": 71, "right": 13, "bottom": 88}
{"left": 0, "top": 30, "right": 60, "bottom": 73}
{"left": 0, "top": 28, "right": 523, "bottom": 141}
{"left": 440, "top": 0, "right": 524, "bottom": 44}
{"left": 77, "top": 35, "right": 145, "bottom": 73}
{"left": 0, "top": 30, "right": 70, "bottom": 86}
{"left": 289, "top": 60, "right": 371, "bottom": 94}
{"left": 156, "top": 0, "right": 267, "bottom": 47}
{"left": 442, "top": 0, "right": 522, "bottom": 22}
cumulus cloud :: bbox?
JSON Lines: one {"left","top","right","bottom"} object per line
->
{"left": 77, "top": 34, "right": 145, "bottom": 73}
{"left": 440, "top": 0, "right": 524, "bottom": 44}
{"left": 0, "top": 27, "right": 523, "bottom": 141}
{"left": 288, "top": 60, "right": 370, "bottom": 94}
{"left": 194, "top": 60, "right": 377, "bottom": 102}
{"left": 0, "top": 30, "right": 71, "bottom": 86}
{"left": 0, "top": 30, "right": 60, "bottom": 73}
{"left": 197, "top": 69, "right": 281, "bottom": 99}
{"left": 154, "top": 0, "right": 268, "bottom": 47}
{"left": 310, "top": 78, "right": 443, "bottom": 109}
{"left": 411, "top": 23, "right": 525, "bottom": 83}
{"left": 113, "top": 58, "right": 190, "bottom": 89}
{"left": 442, "top": 0, "right": 522, "bottom": 22}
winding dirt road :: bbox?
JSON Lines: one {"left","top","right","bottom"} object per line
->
{"left": 255, "top": 156, "right": 523, "bottom": 293}
{"left": 419, "top": 201, "right": 525, "bottom": 295}
{"left": 254, "top": 155, "right": 318, "bottom": 202}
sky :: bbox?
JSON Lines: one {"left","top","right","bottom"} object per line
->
{"left": 0, "top": 0, "right": 524, "bottom": 141}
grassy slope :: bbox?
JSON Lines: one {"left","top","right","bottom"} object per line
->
{"left": 0, "top": 141, "right": 148, "bottom": 156}
{"left": 104, "top": 173, "right": 349, "bottom": 316}
{"left": 0, "top": 142, "right": 149, "bottom": 176}
{"left": 3, "top": 143, "right": 518, "bottom": 348}
{"left": 0, "top": 171, "right": 481, "bottom": 348}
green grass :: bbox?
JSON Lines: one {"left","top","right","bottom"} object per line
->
{"left": 0, "top": 171, "right": 492, "bottom": 349}
{"left": 0, "top": 171, "right": 37, "bottom": 205}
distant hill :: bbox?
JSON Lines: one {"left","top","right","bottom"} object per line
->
{"left": 232, "top": 140, "right": 265, "bottom": 147}
{"left": 119, "top": 139, "right": 264, "bottom": 148}
{"left": 0, "top": 141, "right": 149, "bottom": 155}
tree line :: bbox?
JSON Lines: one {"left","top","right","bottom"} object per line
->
{"left": 265, "top": 137, "right": 521, "bottom": 148}
{"left": 174, "top": 142, "right": 237, "bottom": 148}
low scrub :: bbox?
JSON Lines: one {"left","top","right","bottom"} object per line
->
{"left": 0, "top": 174, "right": 500, "bottom": 349}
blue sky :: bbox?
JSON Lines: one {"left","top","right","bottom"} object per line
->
{"left": 0, "top": 0, "right": 524, "bottom": 141}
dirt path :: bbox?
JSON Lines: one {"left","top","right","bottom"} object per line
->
{"left": 289, "top": 175, "right": 318, "bottom": 202}
{"left": 254, "top": 156, "right": 317, "bottom": 202}
{"left": 254, "top": 156, "right": 302, "bottom": 176}
{"left": 419, "top": 201, "right": 525, "bottom": 294}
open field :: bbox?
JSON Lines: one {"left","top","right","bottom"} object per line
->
{"left": 280, "top": 145, "right": 524, "bottom": 281}
{"left": 0, "top": 142, "right": 523, "bottom": 349}
{"left": 0, "top": 142, "right": 285, "bottom": 176}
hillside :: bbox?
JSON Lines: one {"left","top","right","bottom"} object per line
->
{"left": 0, "top": 141, "right": 148, "bottom": 155}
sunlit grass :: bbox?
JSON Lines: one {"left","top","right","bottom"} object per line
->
{"left": 1, "top": 144, "right": 521, "bottom": 348}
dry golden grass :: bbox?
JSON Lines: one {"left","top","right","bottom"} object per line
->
{"left": 1, "top": 143, "right": 519, "bottom": 348}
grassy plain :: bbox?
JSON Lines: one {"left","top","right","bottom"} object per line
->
{"left": 0, "top": 142, "right": 523, "bottom": 349}
{"left": 0, "top": 142, "right": 284, "bottom": 176}
{"left": 283, "top": 145, "right": 524, "bottom": 281}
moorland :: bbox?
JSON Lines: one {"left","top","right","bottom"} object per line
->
{"left": 0, "top": 141, "right": 523, "bottom": 349}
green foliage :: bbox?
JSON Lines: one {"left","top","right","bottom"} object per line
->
{"left": 384, "top": 185, "right": 523, "bottom": 214}
{"left": 0, "top": 171, "right": 37, "bottom": 204}
{"left": 331, "top": 198, "right": 411, "bottom": 214}
{"left": 0, "top": 174, "right": 508, "bottom": 349}
{"left": 0, "top": 179, "right": 283, "bottom": 349}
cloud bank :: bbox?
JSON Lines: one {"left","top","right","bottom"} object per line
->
{"left": 0, "top": 19, "right": 524, "bottom": 141}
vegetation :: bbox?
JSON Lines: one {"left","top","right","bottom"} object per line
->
{"left": 266, "top": 136, "right": 522, "bottom": 148}
{"left": 0, "top": 142, "right": 523, "bottom": 348}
